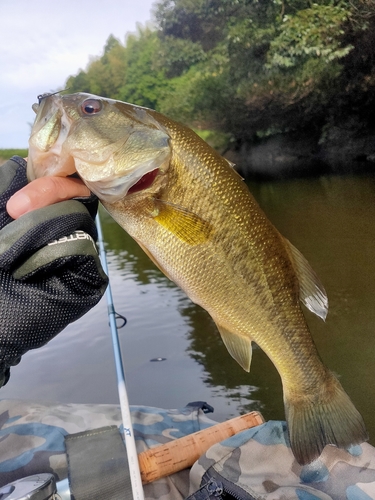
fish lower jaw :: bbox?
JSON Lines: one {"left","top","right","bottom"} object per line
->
{"left": 81, "top": 166, "right": 166, "bottom": 204}
{"left": 27, "top": 152, "right": 76, "bottom": 181}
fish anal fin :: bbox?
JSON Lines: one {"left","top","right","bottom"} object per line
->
{"left": 283, "top": 238, "right": 328, "bottom": 321}
{"left": 216, "top": 323, "right": 252, "bottom": 372}
{"left": 153, "top": 200, "right": 213, "bottom": 246}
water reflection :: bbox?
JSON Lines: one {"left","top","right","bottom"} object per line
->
{"left": 180, "top": 301, "right": 261, "bottom": 415}
{"left": 100, "top": 211, "right": 261, "bottom": 420}
{"left": 251, "top": 175, "right": 375, "bottom": 441}
{"left": 2, "top": 174, "right": 375, "bottom": 445}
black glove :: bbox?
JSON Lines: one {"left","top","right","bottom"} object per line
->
{"left": 0, "top": 156, "right": 108, "bottom": 387}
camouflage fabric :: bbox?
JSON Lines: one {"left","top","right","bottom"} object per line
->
{"left": 188, "top": 420, "right": 375, "bottom": 500}
{"left": 0, "top": 399, "right": 215, "bottom": 500}
{"left": 1, "top": 400, "right": 375, "bottom": 499}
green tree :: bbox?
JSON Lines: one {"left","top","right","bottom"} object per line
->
{"left": 154, "top": 0, "right": 375, "bottom": 142}
{"left": 118, "top": 27, "right": 171, "bottom": 109}
{"left": 65, "top": 29, "right": 172, "bottom": 111}
{"left": 65, "top": 0, "right": 375, "bottom": 147}
{"left": 66, "top": 35, "right": 127, "bottom": 98}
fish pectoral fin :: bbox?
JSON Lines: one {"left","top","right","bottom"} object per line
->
{"left": 216, "top": 323, "right": 252, "bottom": 372}
{"left": 153, "top": 200, "right": 213, "bottom": 246}
{"left": 283, "top": 238, "right": 328, "bottom": 321}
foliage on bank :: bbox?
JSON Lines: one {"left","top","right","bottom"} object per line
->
{"left": 65, "top": 0, "right": 375, "bottom": 151}
{"left": 0, "top": 149, "right": 28, "bottom": 162}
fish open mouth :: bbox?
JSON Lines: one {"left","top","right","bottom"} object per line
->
{"left": 128, "top": 169, "right": 160, "bottom": 194}
{"left": 27, "top": 94, "right": 76, "bottom": 180}
{"left": 74, "top": 147, "right": 169, "bottom": 203}
{"left": 28, "top": 92, "right": 172, "bottom": 204}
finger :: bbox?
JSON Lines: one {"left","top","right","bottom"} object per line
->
{"left": 6, "top": 177, "right": 91, "bottom": 219}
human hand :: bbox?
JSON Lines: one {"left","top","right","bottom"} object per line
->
{"left": 6, "top": 164, "right": 90, "bottom": 219}
{"left": 0, "top": 156, "right": 108, "bottom": 387}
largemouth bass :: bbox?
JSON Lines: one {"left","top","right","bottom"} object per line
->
{"left": 27, "top": 92, "right": 367, "bottom": 464}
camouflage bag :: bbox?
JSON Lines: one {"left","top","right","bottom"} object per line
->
{"left": 1, "top": 399, "right": 375, "bottom": 499}
{"left": 0, "top": 399, "right": 215, "bottom": 500}
{"left": 188, "top": 420, "right": 375, "bottom": 500}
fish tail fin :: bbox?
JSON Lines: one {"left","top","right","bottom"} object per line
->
{"left": 285, "top": 374, "right": 368, "bottom": 465}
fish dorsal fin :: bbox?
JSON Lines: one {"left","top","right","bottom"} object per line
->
{"left": 216, "top": 323, "right": 253, "bottom": 372}
{"left": 284, "top": 238, "right": 328, "bottom": 321}
{"left": 153, "top": 200, "right": 213, "bottom": 246}
{"left": 225, "top": 160, "right": 245, "bottom": 180}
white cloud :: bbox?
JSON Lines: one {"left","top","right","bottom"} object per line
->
{"left": 0, "top": 0, "right": 156, "bottom": 148}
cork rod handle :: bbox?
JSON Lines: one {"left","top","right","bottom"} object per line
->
{"left": 138, "top": 411, "right": 264, "bottom": 484}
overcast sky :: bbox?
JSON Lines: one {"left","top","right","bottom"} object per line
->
{"left": 0, "top": 0, "right": 156, "bottom": 149}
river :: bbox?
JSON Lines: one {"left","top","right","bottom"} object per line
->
{"left": 2, "top": 173, "right": 375, "bottom": 446}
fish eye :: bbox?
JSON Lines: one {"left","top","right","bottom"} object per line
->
{"left": 81, "top": 98, "right": 102, "bottom": 115}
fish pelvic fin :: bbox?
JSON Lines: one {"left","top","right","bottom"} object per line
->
{"left": 285, "top": 374, "right": 368, "bottom": 465}
{"left": 283, "top": 238, "right": 328, "bottom": 321}
{"left": 216, "top": 323, "right": 252, "bottom": 372}
{"left": 153, "top": 200, "right": 213, "bottom": 245}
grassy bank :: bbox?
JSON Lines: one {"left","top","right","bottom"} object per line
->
{"left": 0, "top": 149, "right": 28, "bottom": 165}
{"left": 0, "top": 149, "right": 28, "bottom": 159}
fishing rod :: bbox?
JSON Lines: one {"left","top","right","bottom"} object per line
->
{"left": 0, "top": 211, "right": 266, "bottom": 499}
{"left": 95, "top": 212, "right": 145, "bottom": 500}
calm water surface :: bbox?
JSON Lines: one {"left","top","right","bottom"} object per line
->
{"left": 3, "top": 174, "right": 375, "bottom": 444}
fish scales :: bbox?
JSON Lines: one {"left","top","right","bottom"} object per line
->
{"left": 148, "top": 120, "right": 323, "bottom": 385}
{"left": 27, "top": 92, "right": 368, "bottom": 465}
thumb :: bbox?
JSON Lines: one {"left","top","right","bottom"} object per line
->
{"left": 7, "top": 177, "right": 91, "bottom": 219}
